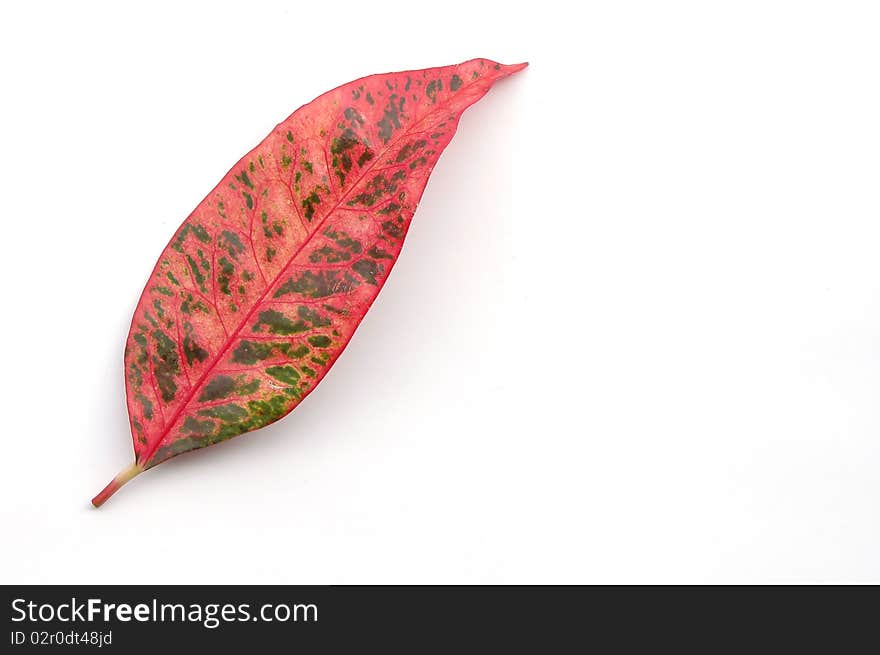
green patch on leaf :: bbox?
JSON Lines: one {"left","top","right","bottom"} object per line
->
{"left": 185, "top": 254, "right": 206, "bottom": 292}
{"left": 182, "top": 416, "right": 215, "bottom": 436}
{"left": 235, "top": 169, "right": 254, "bottom": 189}
{"left": 377, "top": 202, "right": 401, "bottom": 215}
{"left": 377, "top": 94, "right": 405, "bottom": 143}
{"left": 252, "top": 309, "right": 309, "bottom": 335}
{"left": 323, "top": 227, "right": 363, "bottom": 253}
{"left": 395, "top": 139, "right": 426, "bottom": 163}
{"left": 426, "top": 79, "right": 442, "bottom": 103}
{"left": 221, "top": 230, "right": 245, "bottom": 260}
{"left": 190, "top": 223, "right": 211, "bottom": 243}
{"left": 382, "top": 219, "right": 405, "bottom": 239}
{"left": 183, "top": 331, "right": 209, "bottom": 366}
{"left": 266, "top": 365, "right": 301, "bottom": 385}
{"left": 199, "top": 375, "right": 235, "bottom": 401}
{"left": 302, "top": 188, "right": 321, "bottom": 221}
{"left": 218, "top": 256, "right": 235, "bottom": 295}
{"left": 233, "top": 339, "right": 291, "bottom": 365}
{"left": 135, "top": 392, "right": 153, "bottom": 420}
{"left": 152, "top": 329, "right": 180, "bottom": 402}
{"left": 367, "top": 245, "right": 393, "bottom": 260}
{"left": 352, "top": 258, "right": 380, "bottom": 285}
{"left": 197, "top": 403, "right": 249, "bottom": 422}
{"left": 346, "top": 170, "right": 406, "bottom": 206}
{"left": 309, "top": 245, "right": 351, "bottom": 263}
{"left": 274, "top": 270, "right": 359, "bottom": 299}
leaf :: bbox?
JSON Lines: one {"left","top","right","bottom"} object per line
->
{"left": 92, "top": 58, "right": 527, "bottom": 506}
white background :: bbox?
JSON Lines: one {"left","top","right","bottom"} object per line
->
{"left": 1, "top": 1, "right": 879, "bottom": 583}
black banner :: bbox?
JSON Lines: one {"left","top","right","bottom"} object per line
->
{"left": 2, "top": 586, "right": 876, "bottom": 651}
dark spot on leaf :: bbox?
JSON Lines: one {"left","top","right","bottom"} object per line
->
{"left": 377, "top": 94, "right": 405, "bottom": 143}
{"left": 367, "top": 245, "right": 393, "bottom": 260}
{"left": 183, "top": 323, "right": 209, "bottom": 366}
{"left": 217, "top": 256, "right": 235, "bottom": 295}
{"left": 235, "top": 169, "right": 254, "bottom": 189}
{"left": 252, "top": 309, "right": 309, "bottom": 335}
{"left": 274, "top": 270, "right": 360, "bottom": 299}
{"left": 182, "top": 416, "right": 215, "bottom": 436}
{"left": 352, "top": 258, "right": 380, "bottom": 285}
{"left": 199, "top": 375, "right": 236, "bottom": 402}
{"left": 233, "top": 339, "right": 294, "bottom": 365}
{"left": 426, "top": 79, "right": 442, "bottom": 103}
{"left": 152, "top": 329, "right": 179, "bottom": 402}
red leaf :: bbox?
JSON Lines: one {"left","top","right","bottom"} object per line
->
{"left": 92, "top": 58, "right": 526, "bottom": 506}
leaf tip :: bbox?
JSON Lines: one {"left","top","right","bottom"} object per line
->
{"left": 494, "top": 61, "right": 528, "bottom": 76}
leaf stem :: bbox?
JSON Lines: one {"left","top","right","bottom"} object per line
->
{"left": 91, "top": 462, "right": 144, "bottom": 508}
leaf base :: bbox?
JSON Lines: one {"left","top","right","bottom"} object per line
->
{"left": 91, "top": 462, "right": 144, "bottom": 508}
